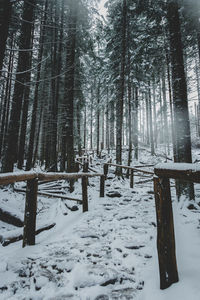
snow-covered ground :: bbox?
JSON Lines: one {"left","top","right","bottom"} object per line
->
{"left": 0, "top": 149, "right": 200, "bottom": 299}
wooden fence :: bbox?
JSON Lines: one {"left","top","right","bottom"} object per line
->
{"left": 103, "top": 162, "right": 154, "bottom": 187}
{"left": 0, "top": 171, "right": 105, "bottom": 248}
{"left": 154, "top": 163, "right": 200, "bottom": 290}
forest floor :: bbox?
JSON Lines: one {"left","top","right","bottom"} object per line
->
{"left": 0, "top": 148, "right": 200, "bottom": 300}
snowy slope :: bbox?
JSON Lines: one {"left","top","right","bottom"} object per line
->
{"left": 0, "top": 152, "right": 200, "bottom": 299}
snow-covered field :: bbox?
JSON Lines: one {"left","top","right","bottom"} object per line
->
{"left": 0, "top": 149, "right": 200, "bottom": 300}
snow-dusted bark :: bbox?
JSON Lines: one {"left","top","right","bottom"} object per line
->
{"left": 167, "top": 0, "right": 194, "bottom": 200}
{"left": 2, "top": 0, "right": 36, "bottom": 173}
{"left": 116, "top": 0, "right": 127, "bottom": 175}
{"left": 167, "top": 0, "right": 192, "bottom": 164}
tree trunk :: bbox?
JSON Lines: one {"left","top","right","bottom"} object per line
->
{"left": 152, "top": 80, "right": 158, "bottom": 148}
{"left": 26, "top": 7, "right": 46, "bottom": 171}
{"left": 0, "top": 0, "right": 12, "bottom": 76}
{"left": 2, "top": 0, "right": 36, "bottom": 173}
{"left": 127, "top": 71, "right": 132, "bottom": 166}
{"left": 166, "top": 49, "right": 176, "bottom": 159}
{"left": 148, "top": 84, "right": 155, "bottom": 156}
{"left": 0, "top": 36, "right": 14, "bottom": 157}
{"left": 116, "top": 0, "right": 127, "bottom": 175}
{"left": 110, "top": 99, "right": 115, "bottom": 149}
{"left": 167, "top": 0, "right": 194, "bottom": 201}
{"left": 64, "top": 0, "right": 77, "bottom": 191}
{"left": 106, "top": 88, "right": 110, "bottom": 152}
{"left": 96, "top": 81, "right": 100, "bottom": 156}
{"left": 162, "top": 67, "right": 170, "bottom": 155}
{"left": 84, "top": 105, "right": 87, "bottom": 150}
{"left": 17, "top": 26, "right": 34, "bottom": 169}
{"left": 101, "top": 108, "right": 104, "bottom": 150}
{"left": 133, "top": 87, "right": 139, "bottom": 159}
{"left": 145, "top": 92, "right": 150, "bottom": 145}
{"left": 90, "top": 87, "right": 93, "bottom": 150}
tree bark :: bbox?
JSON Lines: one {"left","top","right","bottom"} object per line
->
{"left": 2, "top": 0, "right": 36, "bottom": 173}
{"left": 63, "top": 0, "right": 77, "bottom": 191}
{"left": 167, "top": 0, "right": 194, "bottom": 200}
{"left": 116, "top": 0, "right": 127, "bottom": 175}
{"left": 26, "top": 10, "right": 46, "bottom": 171}
{"left": 148, "top": 84, "right": 154, "bottom": 155}
{"left": 133, "top": 87, "right": 139, "bottom": 160}
{"left": 0, "top": 0, "right": 12, "bottom": 76}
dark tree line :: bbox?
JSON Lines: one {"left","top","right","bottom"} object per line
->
{"left": 0, "top": 0, "right": 200, "bottom": 200}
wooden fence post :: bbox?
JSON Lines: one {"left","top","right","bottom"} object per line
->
{"left": 83, "top": 162, "right": 89, "bottom": 185}
{"left": 100, "top": 175, "right": 105, "bottom": 197}
{"left": 104, "top": 164, "right": 108, "bottom": 180}
{"left": 82, "top": 177, "right": 88, "bottom": 212}
{"left": 83, "top": 162, "right": 89, "bottom": 172}
{"left": 75, "top": 162, "right": 79, "bottom": 172}
{"left": 23, "top": 178, "right": 38, "bottom": 247}
{"left": 154, "top": 176, "right": 179, "bottom": 289}
{"left": 130, "top": 170, "right": 134, "bottom": 188}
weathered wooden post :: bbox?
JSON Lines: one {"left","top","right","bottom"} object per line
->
{"left": 75, "top": 161, "right": 79, "bottom": 172}
{"left": 126, "top": 168, "right": 130, "bottom": 179}
{"left": 23, "top": 178, "right": 38, "bottom": 247}
{"left": 100, "top": 175, "right": 105, "bottom": 197}
{"left": 83, "top": 162, "right": 89, "bottom": 172}
{"left": 82, "top": 176, "right": 88, "bottom": 212}
{"left": 83, "top": 162, "right": 89, "bottom": 185}
{"left": 130, "top": 169, "right": 134, "bottom": 188}
{"left": 154, "top": 176, "right": 179, "bottom": 289}
{"left": 104, "top": 164, "right": 108, "bottom": 180}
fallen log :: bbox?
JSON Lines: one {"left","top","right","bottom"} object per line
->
{"left": 1, "top": 223, "right": 56, "bottom": 247}
{"left": 105, "top": 163, "right": 154, "bottom": 175}
{"left": 136, "top": 178, "right": 153, "bottom": 184}
{"left": 14, "top": 188, "right": 83, "bottom": 203}
{"left": 0, "top": 207, "right": 23, "bottom": 227}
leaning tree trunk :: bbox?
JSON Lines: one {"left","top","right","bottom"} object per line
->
{"left": 167, "top": 0, "right": 194, "bottom": 201}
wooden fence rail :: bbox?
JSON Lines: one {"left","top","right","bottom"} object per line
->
{"left": 103, "top": 162, "right": 154, "bottom": 188}
{"left": 154, "top": 163, "right": 200, "bottom": 290}
{"left": 0, "top": 171, "right": 105, "bottom": 248}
